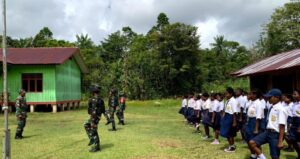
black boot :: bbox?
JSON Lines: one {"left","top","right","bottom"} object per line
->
{"left": 15, "top": 133, "right": 22, "bottom": 139}
{"left": 89, "top": 143, "right": 100, "bottom": 152}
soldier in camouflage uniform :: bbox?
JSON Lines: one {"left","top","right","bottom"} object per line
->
{"left": 83, "top": 86, "right": 105, "bottom": 152}
{"left": 117, "top": 92, "right": 126, "bottom": 125}
{"left": 15, "top": 89, "right": 28, "bottom": 139}
{"left": 106, "top": 89, "right": 119, "bottom": 131}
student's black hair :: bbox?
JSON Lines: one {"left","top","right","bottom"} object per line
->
{"left": 294, "top": 89, "right": 300, "bottom": 95}
{"left": 226, "top": 87, "right": 235, "bottom": 97}
{"left": 184, "top": 95, "right": 188, "bottom": 98}
{"left": 251, "top": 88, "right": 262, "bottom": 99}
{"left": 202, "top": 92, "right": 209, "bottom": 98}
{"left": 236, "top": 88, "right": 243, "bottom": 94}
{"left": 196, "top": 94, "right": 201, "bottom": 100}
{"left": 284, "top": 94, "right": 293, "bottom": 101}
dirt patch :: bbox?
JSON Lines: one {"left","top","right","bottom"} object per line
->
{"left": 154, "top": 139, "right": 182, "bottom": 148}
{"left": 132, "top": 155, "right": 181, "bottom": 159}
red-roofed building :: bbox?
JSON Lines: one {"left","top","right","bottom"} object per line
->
{"left": 233, "top": 48, "right": 300, "bottom": 94}
{"left": 0, "top": 48, "right": 88, "bottom": 113}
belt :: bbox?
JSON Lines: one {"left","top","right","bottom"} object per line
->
{"left": 266, "top": 129, "right": 277, "bottom": 133}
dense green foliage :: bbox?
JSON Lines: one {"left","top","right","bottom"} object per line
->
{"left": 256, "top": 1, "right": 300, "bottom": 56}
{"left": 1, "top": 1, "right": 300, "bottom": 99}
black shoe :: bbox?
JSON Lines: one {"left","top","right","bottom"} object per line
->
{"left": 122, "top": 121, "right": 125, "bottom": 125}
{"left": 15, "top": 135, "right": 22, "bottom": 140}
{"left": 88, "top": 140, "right": 93, "bottom": 146}
{"left": 224, "top": 145, "right": 236, "bottom": 153}
{"left": 105, "top": 121, "right": 111, "bottom": 125}
{"left": 89, "top": 146, "right": 100, "bottom": 152}
{"left": 109, "top": 128, "right": 117, "bottom": 131}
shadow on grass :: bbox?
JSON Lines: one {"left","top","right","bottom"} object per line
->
{"left": 101, "top": 143, "right": 114, "bottom": 151}
{"left": 22, "top": 134, "right": 40, "bottom": 139}
{"left": 285, "top": 154, "right": 298, "bottom": 159}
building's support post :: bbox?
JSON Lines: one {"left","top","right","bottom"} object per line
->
{"left": 67, "top": 103, "right": 70, "bottom": 111}
{"left": 30, "top": 105, "right": 35, "bottom": 113}
{"left": 52, "top": 104, "right": 57, "bottom": 113}
{"left": 61, "top": 104, "right": 65, "bottom": 112}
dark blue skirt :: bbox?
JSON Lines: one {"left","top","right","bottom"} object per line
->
{"left": 202, "top": 110, "right": 212, "bottom": 126}
{"left": 289, "top": 117, "right": 300, "bottom": 141}
{"left": 187, "top": 107, "right": 194, "bottom": 122}
{"left": 178, "top": 107, "right": 186, "bottom": 115}
{"left": 245, "top": 117, "right": 257, "bottom": 142}
{"left": 220, "top": 113, "right": 237, "bottom": 138}
{"left": 213, "top": 112, "right": 221, "bottom": 130}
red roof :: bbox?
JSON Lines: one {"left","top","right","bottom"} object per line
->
{"left": 233, "top": 48, "right": 300, "bottom": 77}
{"left": 0, "top": 48, "right": 88, "bottom": 73}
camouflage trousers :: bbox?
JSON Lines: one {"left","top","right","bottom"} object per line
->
{"left": 16, "top": 117, "right": 26, "bottom": 136}
{"left": 116, "top": 107, "right": 125, "bottom": 124}
{"left": 84, "top": 116, "right": 100, "bottom": 147}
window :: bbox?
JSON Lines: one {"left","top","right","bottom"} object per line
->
{"left": 22, "top": 73, "right": 43, "bottom": 92}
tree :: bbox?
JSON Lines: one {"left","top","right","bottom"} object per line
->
{"left": 260, "top": 1, "right": 300, "bottom": 55}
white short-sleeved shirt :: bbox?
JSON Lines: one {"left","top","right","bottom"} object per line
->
{"left": 247, "top": 99, "right": 263, "bottom": 119}
{"left": 236, "top": 95, "right": 247, "bottom": 113}
{"left": 224, "top": 97, "right": 238, "bottom": 114}
{"left": 212, "top": 99, "right": 222, "bottom": 112}
{"left": 244, "top": 100, "right": 252, "bottom": 113}
{"left": 202, "top": 98, "right": 212, "bottom": 112}
{"left": 266, "top": 102, "right": 288, "bottom": 132}
{"left": 181, "top": 99, "right": 187, "bottom": 108}
{"left": 188, "top": 98, "right": 196, "bottom": 108}
{"left": 219, "top": 100, "right": 225, "bottom": 112}
{"left": 195, "top": 99, "right": 202, "bottom": 110}
{"left": 282, "top": 102, "right": 293, "bottom": 117}
{"left": 260, "top": 99, "right": 267, "bottom": 110}
{"left": 266, "top": 101, "right": 272, "bottom": 110}
{"left": 291, "top": 102, "right": 300, "bottom": 117}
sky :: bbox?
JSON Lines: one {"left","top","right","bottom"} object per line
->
{"left": 1, "top": 0, "right": 290, "bottom": 48}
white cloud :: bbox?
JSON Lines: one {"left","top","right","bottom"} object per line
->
{"left": 1, "top": 0, "right": 291, "bottom": 47}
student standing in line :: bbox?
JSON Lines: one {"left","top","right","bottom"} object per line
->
{"left": 245, "top": 89, "right": 263, "bottom": 159}
{"left": 236, "top": 88, "right": 247, "bottom": 142}
{"left": 179, "top": 95, "right": 188, "bottom": 117}
{"left": 211, "top": 93, "right": 224, "bottom": 145}
{"left": 220, "top": 87, "right": 239, "bottom": 152}
{"left": 194, "top": 94, "right": 203, "bottom": 132}
{"left": 289, "top": 90, "right": 300, "bottom": 159}
{"left": 187, "top": 94, "right": 196, "bottom": 124}
{"left": 249, "top": 89, "right": 288, "bottom": 159}
{"left": 201, "top": 93, "right": 212, "bottom": 140}
{"left": 282, "top": 94, "right": 294, "bottom": 152}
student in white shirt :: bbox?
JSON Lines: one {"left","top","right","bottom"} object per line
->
{"left": 236, "top": 88, "right": 247, "bottom": 142}
{"left": 187, "top": 94, "right": 196, "bottom": 124}
{"left": 220, "top": 87, "right": 239, "bottom": 153}
{"left": 211, "top": 93, "right": 223, "bottom": 145}
{"left": 281, "top": 94, "right": 294, "bottom": 152}
{"left": 194, "top": 94, "right": 202, "bottom": 132}
{"left": 289, "top": 90, "right": 300, "bottom": 159}
{"left": 179, "top": 95, "right": 188, "bottom": 117}
{"left": 249, "top": 89, "right": 288, "bottom": 159}
{"left": 201, "top": 93, "right": 212, "bottom": 139}
{"left": 245, "top": 89, "right": 263, "bottom": 159}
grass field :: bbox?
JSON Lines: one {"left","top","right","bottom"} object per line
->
{"left": 0, "top": 99, "right": 298, "bottom": 159}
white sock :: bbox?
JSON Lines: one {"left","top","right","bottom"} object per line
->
{"left": 250, "top": 154, "right": 257, "bottom": 158}
{"left": 258, "top": 153, "right": 266, "bottom": 159}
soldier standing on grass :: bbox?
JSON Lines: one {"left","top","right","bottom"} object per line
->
{"left": 15, "top": 89, "right": 28, "bottom": 139}
{"left": 106, "top": 88, "right": 119, "bottom": 131}
{"left": 117, "top": 92, "right": 126, "bottom": 125}
{"left": 83, "top": 85, "right": 105, "bottom": 152}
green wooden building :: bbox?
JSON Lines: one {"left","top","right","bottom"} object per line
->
{"left": 0, "top": 48, "right": 88, "bottom": 113}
